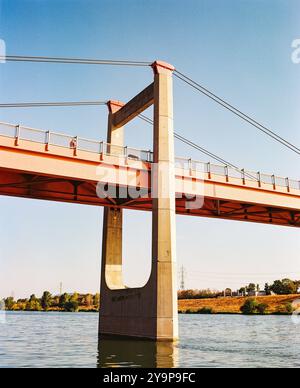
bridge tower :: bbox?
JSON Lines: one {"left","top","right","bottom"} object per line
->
{"left": 99, "top": 61, "right": 178, "bottom": 341}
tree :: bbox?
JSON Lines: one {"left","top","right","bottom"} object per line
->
{"left": 41, "top": 291, "right": 52, "bottom": 311}
{"left": 64, "top": 301, "right": 79, "bottom": 312}
{"left": 29, "top": 294, "right": 37, "bottom": 303}
{"left": 70, "top": 292, "right": 79, "bottom": 303}
{"left": 240, "top": 300, "right": 268, "bottom": 315}
{"left": 246, "top": 284, "right": 256, "bottom": 294}
{"left": 270, "top": 279, "right": 297, "bottom": 295}
{"left": 26, "top": 297, "right": 42, "bottom": 311}
{"left": 59, "top": 293, "right": 70, "bottom": 308}
{"left": 93, "top": 293, "right": 100, "bottom": 308}
{"left": 4, "top": 297, "right": 15, "bottom": 310}
{"left": 85, "top": 294, "right": 93, "bottom": 307}
{"left": 275, "top": 303, "right": 294, "bottom": 315}
{"left": 294, "top": 280, "right": 300, "bottom": 293}
{"left": 240, "top": 298, "right": 258, "bottom": 315}
{"left": 239, "top": 287, "right": 246, "bottom": 296}
{"left": 264, "top": 283, "right": 271, "bottom": 295}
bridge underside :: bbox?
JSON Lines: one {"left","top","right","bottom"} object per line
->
{"left": 1, "top": 168, "right": 299, "bottom": 227}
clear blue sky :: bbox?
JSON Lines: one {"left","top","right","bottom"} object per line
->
{"left": 0, "top": 0, "right": 299, "bottom": 298}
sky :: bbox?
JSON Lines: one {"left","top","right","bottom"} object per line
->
{"left": 0, "top": 0, "right": 299, "bottom": 298}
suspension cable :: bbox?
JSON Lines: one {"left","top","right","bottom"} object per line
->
{"left": 174, "top": 70, "right": 300, "bottom": 156}
{"left": 138, "top": 114, "right": 256, "bottom": 180}
{"left": 1, "top": 55, "right": 151, "bottom": 67}
{"left": 0, "top": 101, "right": 107, "bottom": 108}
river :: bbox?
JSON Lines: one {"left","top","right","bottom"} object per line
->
{"left": 0, "top": 311, "right": 299, "bottom": 368}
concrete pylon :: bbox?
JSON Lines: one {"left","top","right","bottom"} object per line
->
{"left": 100, "top": 100, "right": 125, "bottom": 292}
{"left": 99, "top": 61, "right": 178, "bottom": 341}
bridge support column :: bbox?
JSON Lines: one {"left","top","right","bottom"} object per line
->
{"left": 100, "top": 100, "right": 125, "bottom": 290}
{"left": 99, "top": 62, "right": 178, "bottom": 341}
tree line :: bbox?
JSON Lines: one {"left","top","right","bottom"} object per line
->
{"left": 3, "top": 278, "right": 299, "bottom": 310}
{"left": 240, "top": 279, "right": 300, "bottom": 296}
{"left": 3, "top": 292, "right": 100, "bottom": 312}
{"left": 178, "top": 278, "right": 300, "bottom": 300}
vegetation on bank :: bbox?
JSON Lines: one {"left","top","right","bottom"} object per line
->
{"left": 3, "top": 292, "right": 100, "bottom": 312}
{"left": 3, "top": 281, "right": 300, "bottom": 316}
{"left": 177, "top": 278, "right": 300, "bottom": 315}
{"left": 178, "top": 295, "right": 300, "bottom": 315}
{"left": 178, "top": 279, "right": 300, "bottom": 300}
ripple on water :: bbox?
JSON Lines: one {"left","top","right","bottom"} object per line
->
{"left": 0, "top": 312, "right": 299, "bottom": 367}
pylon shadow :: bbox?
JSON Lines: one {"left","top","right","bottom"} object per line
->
{"left": 97, "top": 337, "right": 178, "bottom": 368}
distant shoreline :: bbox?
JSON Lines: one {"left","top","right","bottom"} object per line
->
{"left": 178, "top": 294, "right": 299, "bottom": 315}
{"left": 4, "top": 294, "right": 299, "bottom": 316}
{"left": 5, "top": 309, "right": 294, "bottom": 316}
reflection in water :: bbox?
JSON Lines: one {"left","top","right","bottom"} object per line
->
{"left": 98, "top": 338, "right": 178, "bottom": 368}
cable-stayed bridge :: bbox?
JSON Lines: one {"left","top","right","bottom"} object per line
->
{"left": 0, "top": 58, "right": 299, "bottom": 341}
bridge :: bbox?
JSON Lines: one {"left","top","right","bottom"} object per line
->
{"left": 1, "top": 60, "right": 299, "bottom": 340}
{"left": 0, "top": 122, "right": 299, "bottom": 226}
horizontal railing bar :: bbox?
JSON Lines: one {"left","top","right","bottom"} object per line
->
{"left": 49, "top": 131, "right": 74, "bottom": 138}
{"left": 19, "top": 125, "right": 48, "bottom": 134}
{"left": 0, "top": 121, "right": 18, "bottom": 127}
{"left": 77, "top": 136, "right": 102, "bottom": 144}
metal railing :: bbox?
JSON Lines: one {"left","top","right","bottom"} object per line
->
{"left": 175, "top": 157, "right": 300, "bottom": 191}
{"left": 0, "top": 121, "right": 153, "bottom": 162}
{"left": 0, "top": 121, "right": 299, "bottom": 191}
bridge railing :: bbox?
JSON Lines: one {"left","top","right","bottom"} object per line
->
{"left": 0, "top": 121, "right": 299, "bottom": 191}
{"left": 0, "top": 121, "right": 153, "bottom": 162}
{"left": 175, "top": 157, "right": 300, "bottom": 191}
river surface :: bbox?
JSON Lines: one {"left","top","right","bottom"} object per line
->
{"left": 0, "top": 311, "right": 299, "bottom": 368}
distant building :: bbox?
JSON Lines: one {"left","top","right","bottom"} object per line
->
{"left": 248, "top": 290, "right": 266, "bottom": 297}
{"left": 223, "top": 288, "right": 232, "bottom": 297}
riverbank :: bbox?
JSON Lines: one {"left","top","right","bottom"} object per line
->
{"left": 5, "top": 294, "right": 300, "bottom": 315}
{"left": 178, "top": 295, "right": 300, "bottom": 314}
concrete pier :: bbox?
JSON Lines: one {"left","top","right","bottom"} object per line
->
{"left": 99, "top": 61, "right": 178, "bottom": 340}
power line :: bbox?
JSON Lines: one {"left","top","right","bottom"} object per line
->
{"left": 1, "top": 55, "right": 151, "bottom": 67}
{"left": 138, "top": 113, "right": 257, "bottom": 181}
{"left": 174, "top": 70, "right": 300, "bottom": 156}
{"left": 190, "top": 271, "right": 300, "bottom": 276}
{"left": 0, "top": 101, "right": 107, "bottom": 108}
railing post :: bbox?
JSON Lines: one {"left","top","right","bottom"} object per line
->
{"left": 285, "top": 177, "right": 290, "bottom": 192}
{"left": 207, "top": 162, "right": 211, "bottom": 179}
{"left": 99, "top": 141, "right": 104, "bottom": 161}
{"left": 241, "top": 169, "right": 245, "bottom": 185}
{"left": 271, "top": 174, "right": 276, "bottom": 190}
{"left": 15, "top": 124, "right": 20, "bottom": 146}
{"left": 225, "top": 165, "right": 229, "bottom": 182}
{"left": 73, "top": 136, "right": 78, "bottom": 156}
{"left": 188, "top": 158, "right": 192, "bottom": 176}
{"left": 45, "top": 131, "right": 50, "bottom": 151}
{"left": 257, "top": 171, "right": 261, "bottom": 188}
{"left": 124, "top": 146, "right": 128, "bottom": 164}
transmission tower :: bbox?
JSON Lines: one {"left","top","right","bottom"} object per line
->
{"left": 180, "top": 266, "right": 186, "bottom": 290}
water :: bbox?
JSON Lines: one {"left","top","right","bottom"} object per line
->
{"left": 0, "top": 311, "right": 299, "bottom": 368}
